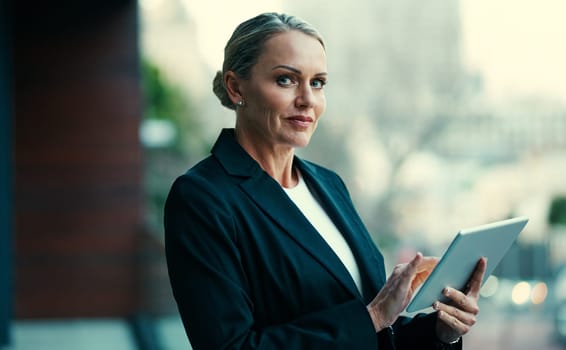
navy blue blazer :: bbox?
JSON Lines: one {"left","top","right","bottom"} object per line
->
{"left": 165, "top": 129, "right": 458, "bottom": 349}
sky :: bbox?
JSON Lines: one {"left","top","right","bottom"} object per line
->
{"left": 176, "top": 0, "right": 566, "bottom": 104}
{"left": 460, "top": 0, "right": 566, "bottom": 103}
{"left": 180, "top": 0, "right": 283, "bottom": 70}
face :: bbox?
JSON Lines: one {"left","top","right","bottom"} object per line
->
{"left": 235, "top": 30, "right": 327, "bottom": 151}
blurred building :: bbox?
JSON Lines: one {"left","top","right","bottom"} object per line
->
{"left": 431, "top": 103, "right": 566, "bottom": 161}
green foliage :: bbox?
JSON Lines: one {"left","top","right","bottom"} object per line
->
{"left": 548, "top": 196, "right": 566, "bottom": 225}
{"left": 142, "top": 59, "right": 185, "bottom": 122}
{"left": 141, "top": 59, "right": 203, "bottom": 155}
{"left": 140, "top": 58, "right": 208, "bottom": 236}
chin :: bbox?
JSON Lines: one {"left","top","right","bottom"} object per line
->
{"left": 282, "top": 129, "right": 315, "bottom": 148}
{"left": 292, "top": 136, "right": 312, "bottom": 148}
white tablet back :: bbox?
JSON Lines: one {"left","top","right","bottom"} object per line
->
{"left": 406, "top": 217, "right": 529, "bottom": 313}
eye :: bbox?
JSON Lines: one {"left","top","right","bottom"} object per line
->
{"left": 311, "top": 78, "right": 327, "bottom": 89}
{"left": 276, "top": 75, "right": 295, "bottom": 87}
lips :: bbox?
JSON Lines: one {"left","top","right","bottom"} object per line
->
{"left": 286, "top": 115, "right": 314, "bottom": 128}
{"left": 288, "top": 115, "right": 314, "bottom": 123}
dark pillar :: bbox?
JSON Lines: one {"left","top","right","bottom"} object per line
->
{"left": 0, "top": 0, "right": 13, "bottom": 344}
{"left": 13, "top": 0, "right": 143, "bottom": 318}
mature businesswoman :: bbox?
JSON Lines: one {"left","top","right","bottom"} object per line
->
{"left": 164, "top": 12, "right": 486, "bottom": 349}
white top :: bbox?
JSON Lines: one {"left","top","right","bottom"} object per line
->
{"left": 283, "top": 172, "right": 363, "bottom": 295}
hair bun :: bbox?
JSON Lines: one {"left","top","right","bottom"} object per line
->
{"left": 212, "top": 70, "right": 236, "bottom": 110}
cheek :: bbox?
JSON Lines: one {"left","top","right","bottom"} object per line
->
{"left": 257, "top": 88, "right": 290, "bottom": 111}
{"left": 316, "top": 95, "right": 326, "bottom": 117}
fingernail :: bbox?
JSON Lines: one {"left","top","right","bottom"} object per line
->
{"left": 443, "top": 288, "right": 449, "bottom": 296}
{"left": 433, "top": 301, "right": 439, "bottom": 309}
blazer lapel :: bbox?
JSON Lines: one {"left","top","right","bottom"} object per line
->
{"left": 212, "top": 129, "right": 362, "bottom": 299}
{"left": 240, "top": 174, "right": 363, "bottom": 299}
{"left": 296, "top": 159, "right": 387, "bottom": 302}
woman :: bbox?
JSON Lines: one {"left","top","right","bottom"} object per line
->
{"left": 164, "top": 12, "right": 485, "bottom": 349}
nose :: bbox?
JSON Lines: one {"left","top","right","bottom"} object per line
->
{"left": 295, "top": 85, "right": 315, "bottom": 109}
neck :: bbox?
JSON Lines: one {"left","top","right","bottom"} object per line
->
{"left": 235, "top": 128, "right": 297, "bottom": 188}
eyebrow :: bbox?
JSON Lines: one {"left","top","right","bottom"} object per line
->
{"left": 272, "top": 64, "right": 327, "bottom": 76}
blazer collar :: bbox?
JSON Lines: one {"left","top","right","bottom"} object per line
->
{"left": 211, "top": 128, "right": 382, "bottom": 300}
{"left": 211, "top": 128, "right": 263, "bottom": 178}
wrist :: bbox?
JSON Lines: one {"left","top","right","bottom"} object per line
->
{"left": 366, "top": 304, "right": 387, "bottom": 333}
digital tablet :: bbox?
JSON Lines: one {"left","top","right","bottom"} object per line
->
{"left": 406, "top": 216, "right": 529, "bottom": 313}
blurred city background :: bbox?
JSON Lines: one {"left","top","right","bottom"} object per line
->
{"left": 1, "top": 0, "right": 566, "bottom": 349}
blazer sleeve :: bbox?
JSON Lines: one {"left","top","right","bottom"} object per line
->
{"left": 164, "top": 175, "right": 380, "bottom": 350}
{"left": 393, "top": 312, "right": 462, "bottom": 350}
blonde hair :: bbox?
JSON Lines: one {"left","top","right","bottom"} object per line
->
{"left": 212, "top": 12, "right": 325, "bottom": 110}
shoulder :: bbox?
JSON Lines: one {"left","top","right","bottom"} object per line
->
{"left": 166, "top": 155, "right": 231, "bottom": 210}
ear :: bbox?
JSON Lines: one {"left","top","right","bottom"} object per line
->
{"left": 224, "top": 71, "right": 244, "bottom": 106}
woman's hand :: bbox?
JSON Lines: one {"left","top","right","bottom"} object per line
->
{"left": 367, "top": 253, "right": 438, "bottom": 332}
{"left": 434, "top": 257, "right": 487, "bottom": 343}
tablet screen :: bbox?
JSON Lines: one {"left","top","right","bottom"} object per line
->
{"left": 406, "top": 216, "right": 529, "bottom": 313}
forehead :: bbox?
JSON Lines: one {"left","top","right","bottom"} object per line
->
{"left": 255, "top": 30, "right": 327, "bottom": 72}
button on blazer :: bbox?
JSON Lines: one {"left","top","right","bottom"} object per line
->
{"left": 165, "top": 129, "right": 452, "bottom": 350}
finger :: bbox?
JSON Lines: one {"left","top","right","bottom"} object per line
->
{"left": 437, "top": 309, "right": 472, "bottom": 336}
{"left": 402, "top": 252, "right": 423, "bottom": 276}
{"left": 433, "top": 300, "right": 478, "bottom": 325}
{"left": 466, "top": 257, "right": 488, "bottom": 297}
{"left": 409, "top": 252, "right": 424, "bottom": 268}
{"left": 442, "top": 287, "right": 479, "bottom": 315}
